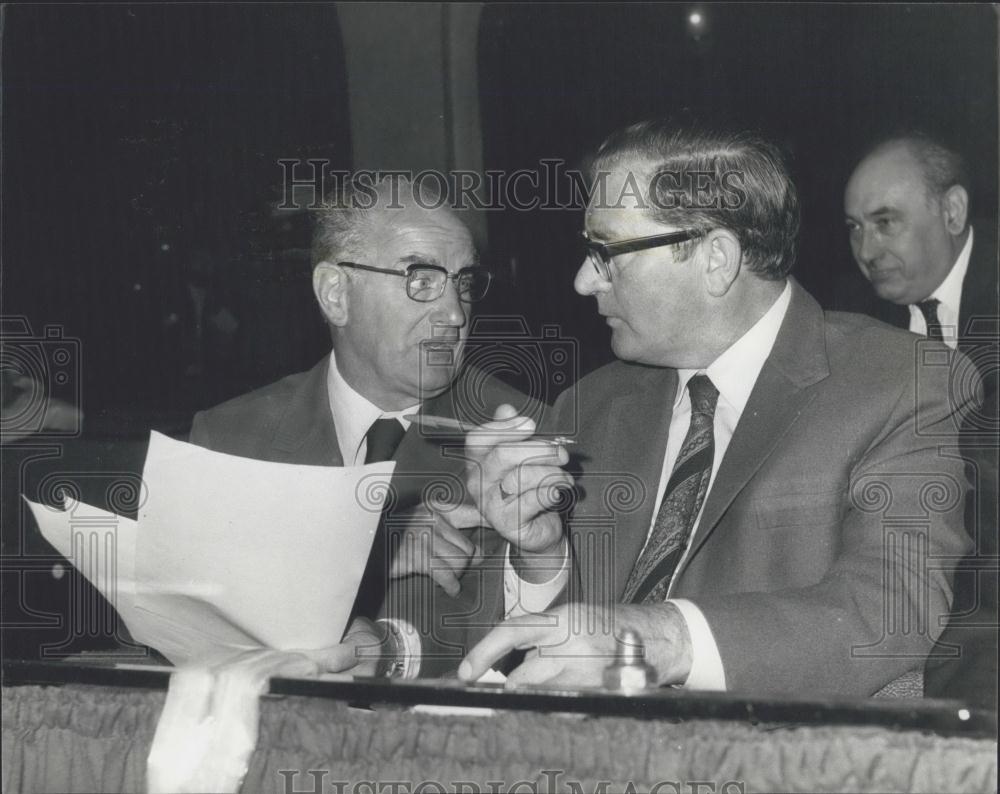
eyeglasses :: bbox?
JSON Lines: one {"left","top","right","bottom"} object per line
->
{"left": 580, "top": 229, "right": 705, "bottom": 281}
{"left": 336, "top": 262, "right": 493, "bottom": 303}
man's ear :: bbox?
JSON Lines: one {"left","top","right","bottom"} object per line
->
{"left": 312, "top": 262, "right": 350, "bottom": 327}
{"left": 703, "top": 229, "right": 742, "bottom": 297}
{"left": 941, "top": 185, "right": 969, "bottom": 236}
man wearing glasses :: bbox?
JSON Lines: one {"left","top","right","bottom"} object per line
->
{"left": 458, "top": 119, "right": 977, "bottom": 698}
{"left": 189, "top": 177, "right": 539, "bottom": 677}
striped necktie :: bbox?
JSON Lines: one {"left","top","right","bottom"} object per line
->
{"left": 622, "top": 374, "right": 719, "bottom": 604}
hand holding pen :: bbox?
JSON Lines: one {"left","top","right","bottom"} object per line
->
{"left": 402, "top": 412, "right": 575, "bottom": 450}
{"left": 453, "top": 404, "right": 574, "bottom": 582}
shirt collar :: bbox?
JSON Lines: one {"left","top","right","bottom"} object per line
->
{"left": 675, "top": 280, "right": 793, "bottom": 415}
{"left": 326, "top": 350, "right": 416, "bottom": 465}
{"left": 928, "top": 225, "right": 974, "bottom": 314}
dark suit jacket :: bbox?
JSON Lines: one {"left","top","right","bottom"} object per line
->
{"left": 190, "top": 356, "right": 532, "bottom": 676}
{"left": 834, "top": 223, "right": 999, "bottom": 709}
{"left": 549, "top": 280, "right": 975, "bottom": 698}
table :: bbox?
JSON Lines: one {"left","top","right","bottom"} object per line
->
{"left": 2, "top": 662, "right": 997, "bottom": 794}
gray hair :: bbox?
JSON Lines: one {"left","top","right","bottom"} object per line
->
{"left": 311, "top": 176, "right": 446, "bottom": 267}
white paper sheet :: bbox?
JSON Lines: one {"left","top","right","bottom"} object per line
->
{"left": 25, "top": 431, "right": 395, "bottom": 664}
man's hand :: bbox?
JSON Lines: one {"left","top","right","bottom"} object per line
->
{"left": 457, "top": 602, "right": 693, "bottom": 688}
{"left": 199, "top": 618, "right": 391, "bottom": 681}
{"left": 465, "top": 404, "right": 573, "bottom": 582}
{"left": 300, "top": 616, "right": 388, "bottom": 677}
{"left": 389, "top": 503, "right": 484, "bottom": 596}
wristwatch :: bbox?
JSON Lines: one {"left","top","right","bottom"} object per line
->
{"left": 373, "top": 618, "right": 418, "bottom": 679}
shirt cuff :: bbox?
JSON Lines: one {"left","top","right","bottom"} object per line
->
{"left": 376, "top": 618, "right": 421, "bottom": 679}
{"left": 667, "top": 598, "right": 727, "bottom": 691}
{"left": 502, "top": 540, "right": 569, "bottom": 619}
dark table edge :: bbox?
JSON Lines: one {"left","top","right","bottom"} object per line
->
{"left": 2, "top": 659, "right": 997, "bottom": 739}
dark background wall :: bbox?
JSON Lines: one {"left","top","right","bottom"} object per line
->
{"left": 2, "top": 3, "right": 997, "bottom": 424}
{"left": 478, "top": 3, "right": 998, "bottom": 377}
{"left": 2, "top": 4, "right": 355, "bottom": 659}
{"left": 2, "top": 4, "right": 350, "bottom": 431}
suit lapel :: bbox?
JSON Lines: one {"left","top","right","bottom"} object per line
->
{"left": 270, "top": 358, "right": 344, "bottom": 466}
{"left": 392, "top": 413, "right": 437, "bottom": 473}
{"left": 680, "top": 281, "right": 830, "bottom": 570}
{"left": 959, "top": 222, "right": 999, "bottom": 338}
{"left": 391, "top": 389, "right": 466, "bottom": 504}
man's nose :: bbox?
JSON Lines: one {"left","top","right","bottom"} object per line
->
{"left": 856, "top": 228, "right": 882, "bottom": 265}
{"left": 574, "top": 258, "right": 610, "bottom": 296}
{"left": 429, "top": 282, "right": 468, "bottom": 327}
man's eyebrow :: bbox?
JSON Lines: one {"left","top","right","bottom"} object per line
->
{"left": 397, "top": 252, "right": 482, "bottom": 269}
{"left": 865, "top": 206, "right": 901, "bottom": 219}
{"left": 397, "top": 253, "right": 441, "bottom": 266}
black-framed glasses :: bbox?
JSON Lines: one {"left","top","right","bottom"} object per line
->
{"left": 580, "top": 229, "right": 705, "bottom": 281}
{"left": 337, "top": 262, "right": 493, "bottom": 303}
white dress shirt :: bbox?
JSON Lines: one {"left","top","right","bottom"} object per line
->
{"left": 659, "top": 281, "right": 791, "bottom": 689}
{"left": 503, "top": 539, "right": 571, "bottom": 618}
{"left": 326, "top": 350, "right": 415, "bottom": 465}
{"left": 504, "top": 282, "right": 793, "bottom": 690}
{"left": 907, "top": 227, "right": 973, "bottom": 350}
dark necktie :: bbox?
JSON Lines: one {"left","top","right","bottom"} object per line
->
{"left": 364, "top": 417, "right": 406, "bottom": 464}
{"left": 353, "top": 417, "right": 407, "bottom": 621}
{"left": 917, "top": 298, "right": 945, "bottom": 342}
{"left": 622, "top": 374, "right": 719, "bottom": 604}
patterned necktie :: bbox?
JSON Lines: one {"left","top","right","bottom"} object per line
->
{"left": 364, "top": 417, "right": 406, "bottom": 463}
{"left": 917, "top": 298, "right": 945, "bottom": 342}
{"left": 622, "top": 374, "right": 719, "bottom": 604}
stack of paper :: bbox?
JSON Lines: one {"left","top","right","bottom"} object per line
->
{"left": 25, "top": 431, "right": 395, "bottom": 665}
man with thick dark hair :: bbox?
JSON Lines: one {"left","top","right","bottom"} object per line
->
{"left": 587, "top": 120, "right": 800, "bottom": 280}
{"left": 459, "top": 118, "right": 977, "bottom": 698}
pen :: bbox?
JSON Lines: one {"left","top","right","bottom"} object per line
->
{"left": 401, "top": 413, "right": 575, "bottom": 446}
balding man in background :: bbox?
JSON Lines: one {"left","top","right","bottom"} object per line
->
{"left": 842, "top": 132, "right": 997, "bottom": 359}
{"left": 842, "top": 133, "right": 998, "bottom": 709}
